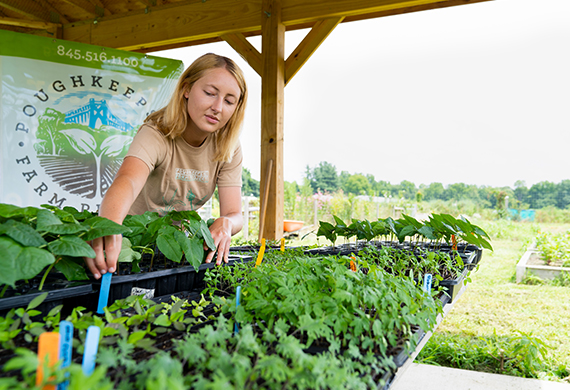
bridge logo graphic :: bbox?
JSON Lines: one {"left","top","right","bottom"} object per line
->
{"left": 34, "top": 99, "right": 136, "bottom": 200}
{"left": 64, "top": 98, "right": 133, "bottom": 132}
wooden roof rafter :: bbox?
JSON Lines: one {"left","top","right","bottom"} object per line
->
{"left": 58, "top": 0, "right": 107, "bottom": 17}
{"left": 35, "top": 0, "right": 69, "bottom": 23}
{"left": 58, "top": 0, "right": 490, "bottom": 52}
{"left": 0, "top": 0, "right": 52, "bottom": 21}
{"left": 0, "top": 15, "right": 60, "bottom": 29}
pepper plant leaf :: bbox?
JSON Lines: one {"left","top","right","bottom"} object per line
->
{"left": 82, "top": 216, "right": 132, "bottom": 241}
{"left": 184, "top": 235, "right": 204, "bottom": 271}
{"left": 40, "top": 204, "right": 79, "bottom": 223}
{"left": 48, "top": 235, "right": 96, "bottom": 258}
{"left": 36, "top": 209, "right": 62, "bottom": 229}
{"left": 397, "top": 225, "right": 417, "bottom": 243}
{"left": 316, "top": 221, "right": 336, "bottom": 245}
{"left": 0, "top": 237, "right": 55, "bottom": 287}
{"left": 157, "top": 225, "right": 183, "bottom": 263}
{"left": 37, "top": 222, "right": 89, "bottom": 236}
{"left": 1, "top": 219, "right": 47, "bottom": 247}
{"left": 199, "top": 220, "right": 215, "bottom": 251}
{"left": 118, "top": 237, "right": 142, "bottom": 263}
{"left": 55, "top": 256, "right": 89, "bottom": 281}
{"left": 418, "top": 226, "right": 437, "bottom": 240}
{"left": 0, "top": 204, "right": 39, "bottom": 220}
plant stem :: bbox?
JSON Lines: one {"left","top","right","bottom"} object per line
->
{"left": 0, "top": 284, "right": 8, "bottom": 298}
{"left": 39, "top": 262, "right": 57, "bottom": 291}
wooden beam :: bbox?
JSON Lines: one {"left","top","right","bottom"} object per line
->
{"left": 0, "top": 15, "right": 60, "bottom": 30}
{"left": 221, "top": 33, "right": 263, "bottom": 76}
{"left": 59, "top": 0, "right": 104, "bottom": 17}
{"left": 285, "top": 16, "right": 343, "bottom": 86}
{"left": 62, "top": 0, "right": 262, "bottom": 51}
{"left": 139, "top": 0, "right": 156, "bottom": 6}
{"left": 36, "top": 0, "right": 69, "bottom": 24}
{"left": 0, "top": 0, "right": 52, "bottom": 21}
{"left": 60, "top": 0, "right": 491, "bottom": 50}
{"left": 260, "top": 0, "right": 285, "bottom": 241}
{"left": 341, "top": 0, "right": 490, "bottom": 23}
{"left": 91, "top": 0, "right": 112, "bottom": 16}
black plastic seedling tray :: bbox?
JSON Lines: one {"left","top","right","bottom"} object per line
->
{"left": 0, "top": 283, "right": 95, "bottom": 317}
{"left": 91, "top": 254, "right": 254, "bottom": 306}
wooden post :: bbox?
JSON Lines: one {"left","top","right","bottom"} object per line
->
{"left": 258, "top": 159, "right": 273, "bottom": 242}
{"left": 260, "top": 0, "right": 285, "bottom": 241}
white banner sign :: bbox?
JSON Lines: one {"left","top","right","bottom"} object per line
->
{"left": 0, "top": 30, "right": 183, "bottom": 212}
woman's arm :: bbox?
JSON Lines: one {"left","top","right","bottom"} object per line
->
{"left": 205, "top": 186, "right": 243, "bottom": 265}
{"left": 85, "top": 156, "right": 150, "bottom": 279}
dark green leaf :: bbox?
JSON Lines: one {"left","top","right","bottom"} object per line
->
{"left": 1, "top": 219, "right": 47, "bottom": 247}
{"left": 55, "top": 257, "right": 89, "bottom": 281}
{"left": 36, "top": 209, "right": 62, "bottom": 230}
{"left": 157, "top": 226, "right": 183, "bottom": 263}
{"left": 48, "top": 235, "right": 96, "bottom": 258}
{"left": 199, "top": 220, "right": 215, "bottom": 251}
{"left": 0, "top": 237, "right": 55, "bottom": 287}
{"left": 82, "top": 216, "right": 131, "bottom": 241}
{"left": 0, "top": 204, "right": 39, "bottom": 219}
{"left": 37, "top": 223, "right": 89, "bottom": 235}
{"left": 118, "top": 237, "right": 142, "bottom": 263}
{"left": 185, "top": 235, "right": 205, "bottom": 270}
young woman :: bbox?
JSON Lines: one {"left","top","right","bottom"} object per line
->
{"left": 85, "top": 53, "right": 248, "bottom": 279}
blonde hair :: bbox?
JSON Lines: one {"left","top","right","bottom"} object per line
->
{"left": 146, "top": 53, "right": 248, "bottom": 162}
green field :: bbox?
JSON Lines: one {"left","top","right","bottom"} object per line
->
{"left": 419, "top": 220, "right": 570, "bottom": 381}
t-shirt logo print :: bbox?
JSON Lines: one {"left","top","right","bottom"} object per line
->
{"left": 34, "top": 98, "right": 134, "bottom": 199}
{"left": 175, "top": 168, "right": 209, "bottom": 183}
{"left": 155, "top": 188, "right": 185, "bottom": 216}
{"left": 186, "top": 189, "right": 208, "bottom": 211}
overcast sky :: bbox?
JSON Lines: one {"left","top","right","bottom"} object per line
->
{"left": 152, "top": 0, "right": 570, "bottom": 189}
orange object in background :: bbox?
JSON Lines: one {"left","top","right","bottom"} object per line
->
{"left": 350, "top": 255, "right": 357, "bottom": 272}
{"left": 36, "top": 332, "right": 60, "bottom": 390}
{"left": 283, "top": 220, "right": 304, "bottom": 232}
{"left": 451, "top": 234, "right": 457, "bottom": 251}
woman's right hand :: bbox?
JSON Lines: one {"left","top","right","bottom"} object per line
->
{"left": 85, "top": 234, "right": 122, "bottom": 279}
{"left": 84, "top": 156, "right": 151, "bottom": 279}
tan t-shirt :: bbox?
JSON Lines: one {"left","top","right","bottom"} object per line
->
{"left": 125, "top": 123, "right": 242, "bottom": 216}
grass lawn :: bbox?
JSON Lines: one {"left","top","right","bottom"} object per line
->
{"left": 420, "top": 219, "right": 570, "bottom": 380}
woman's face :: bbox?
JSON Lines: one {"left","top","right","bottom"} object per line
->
{"left": 183, "top": 67, "right": 241, "bottom": 143}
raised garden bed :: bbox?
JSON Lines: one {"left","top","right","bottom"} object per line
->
{"left": 516, "top": 246, "right": 570, "bottom": 283}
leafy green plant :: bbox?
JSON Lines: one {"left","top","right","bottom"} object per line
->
{"left": 121, "top": 209, "right": 216, "bottom": 272}
{"left": 535, "top": 230, "right": 570, "bottom": 266}
{"left": 316, "top": 213, "right": 492, "bottom": 252}
{"left": 0, "top": 203, "right": 217, "bottom": 297}
{"left": 215, "top": 254, "right": 442, "bottom": 370}
{"left": 418, "top": 330, "right": 562, "bottom": 379}
{"left": 0, "top": 203, "right": 130, "bottom": 293}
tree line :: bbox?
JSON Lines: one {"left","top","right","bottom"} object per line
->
{"left": 242, "top": 162, "right": 570, "bottom": 210}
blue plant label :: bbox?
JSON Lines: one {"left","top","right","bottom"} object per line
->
{"left": 234, "top": 285, "right": 242, "bottom": 334}
{"left": 82, "top": 325, "right": 101, "bottom": 376}
{"left": 423, "top": 274, "right": 433, "bottom": 294}
{"left": 57, "top": 321, "right": 74, "bottom": 390}
{"left": 97, "top": 272, "right": 112, "bottom": 314}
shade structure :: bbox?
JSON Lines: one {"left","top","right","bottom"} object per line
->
{"left": 0, "top": 0, "right": 492, "bottom": 240}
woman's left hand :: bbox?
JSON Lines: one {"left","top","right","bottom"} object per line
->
{"left": 205, "top": 187, "right": 243, "bottom": 265}
{"left": 205, "top": 216, "right": 233, "bottom": 265}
